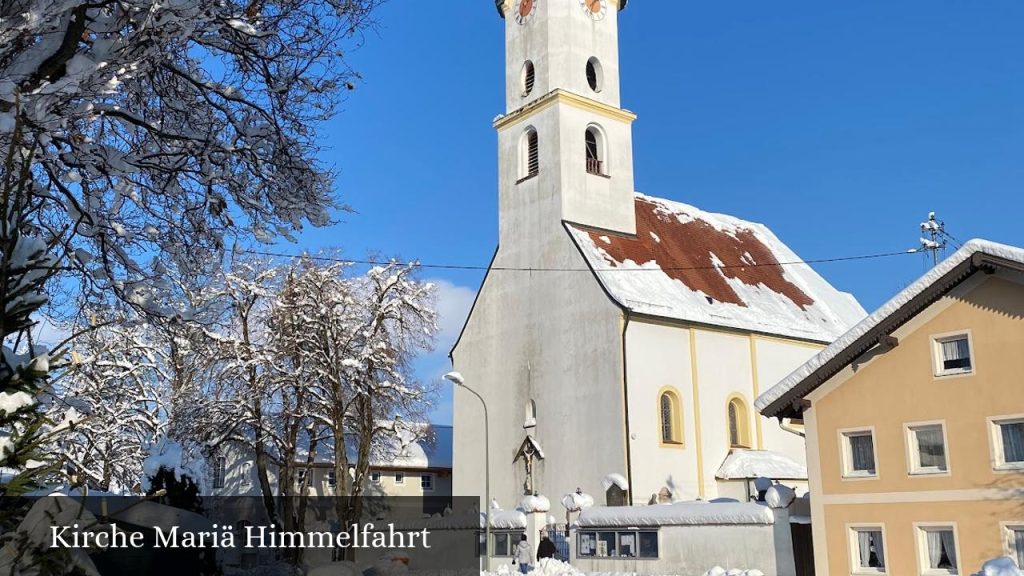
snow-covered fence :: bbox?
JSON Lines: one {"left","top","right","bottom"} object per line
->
{"left": 568, "top": 496, "right": 798, "bottom": 576}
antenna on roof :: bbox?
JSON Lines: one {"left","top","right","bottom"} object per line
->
{"left": 910, "top": 211, "right": 959, "bottom": 267}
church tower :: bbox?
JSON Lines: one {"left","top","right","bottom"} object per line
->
{"left": 494, "top": 0, "right": 637, "bottom": 253}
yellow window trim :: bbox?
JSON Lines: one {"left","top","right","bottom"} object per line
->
{"left": 657, "top": 385, "right": 685, "bottom": 448}
{"left": 725, "top": 393, "right": 753, "bottom": 450}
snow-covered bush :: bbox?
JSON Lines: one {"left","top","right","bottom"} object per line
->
{"left": 973, "top": 557, "right": 1023, "bottom": 576}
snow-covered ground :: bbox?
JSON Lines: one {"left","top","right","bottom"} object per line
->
{"left": 483, "top": 558, "right": 764, "bottom": 576}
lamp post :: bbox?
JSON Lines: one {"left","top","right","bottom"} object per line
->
{"left": 444, "top": 371, "right": 489, "bottom": 570}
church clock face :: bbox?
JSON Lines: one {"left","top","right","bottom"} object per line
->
{"left": 580, "top": 0, "right": 608, "bottom": 21}
{"left": 515, "top": 0, "right": 536, "bottom": 25}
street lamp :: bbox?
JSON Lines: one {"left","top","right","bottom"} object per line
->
{"left": 444, "top": 371, "right": 490, "bottom": 570}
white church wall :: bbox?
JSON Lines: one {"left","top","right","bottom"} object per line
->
{"left": 451, "top": 231, "right": 627, "bottom": 508}
{"left": 693, "top": 328, "right": 757, "bottom": 497}
{"left": 623, "top": 320, "right": 701, "bottom": 501}
{"left": 502, "top": 0, "right": 623, "bottom": 112}
{"left": 752, "top": 337, "right": 823, "bottom": 463}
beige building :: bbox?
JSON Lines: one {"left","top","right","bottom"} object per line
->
{"left": 757, "top": 240, "right": 1024, "bottom": 576}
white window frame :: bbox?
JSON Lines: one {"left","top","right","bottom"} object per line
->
{"left": 847, "top": 523, "right": 888, "bottom": 575}
{"left": 988, "top": 414, "right": 1024, "bottom": 472}
{"left": 239, "top": 461, "right": 252, "bottom": 489}
{"left": 839, "top": 427, "right": 879, "bottom": 480}
{"left": 914, "top": 523, "right": 960, "bottom": 576}
{"left": 394, "top": 472, "right": 405, "bottom": 485}
{"left": 931, "top": 330, "right": 975, "bottom": 378}
{"left": 370, "top": 471, "right": 381, "bottom": 484}
{"left": 905, "top": 421, "right": 951, "bottom": 476}
{"left": 212, "top": 456, "right": 226, "bottom": 490}
{"left": 1001, "top": 522, "right": 1024, "bottom": 568}
{"left": 420, "top": 473, "right": 434, "bottom": 492}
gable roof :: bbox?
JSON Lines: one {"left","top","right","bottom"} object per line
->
{"left": 756, "top": 239, "right": 1024, "bottom": 419}
{"left": 295, "top": 424, "right": 453, "bottom": 470}
{"left": 566, "top": 193, "right": 866, "bottom": 342}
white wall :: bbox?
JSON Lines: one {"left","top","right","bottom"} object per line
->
{"left": 623, "top": 321, "right": 701, "bottom": 501}
{"left": 451, "top": 226, "right": 627, "bottom": 507}
{"left": 625, "top": 323, "right": 819, "bottom": 501}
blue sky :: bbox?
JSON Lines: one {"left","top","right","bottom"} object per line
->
{"left": 283, "top": 1, "right": 1024, "bottom": 424}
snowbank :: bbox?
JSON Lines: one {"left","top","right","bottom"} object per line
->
{"left": 561, "top": 491, "right": 595, "bottom": 512}
{"left": 704, "top": 568, "right": 764, "bottom": 576}
{"left": 576, "top": 501, "right": 774, "bottom": 528}
{"left": 484, "top": 558, "right": 582, "bottom": 576}
{"left": 602, "top": 473, "right": 629, "bottom": 491}
{"left": 764, "top": 485, "right": 795, "bottom": 509}
{"left": 972, "top": 557, "right": 1023, "bottom": 576}
{"left": 520, "top": 494, "right": 551, "bottom": 513}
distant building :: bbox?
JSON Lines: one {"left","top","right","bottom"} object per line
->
{"left": 207, "top": 424, "right": 453, "bottom": 503}
{"left": 451, "top": 0, "right": 865, "bottom": 511}
{"left": 758, "top": 240, "right": 1024, "bottom": 575}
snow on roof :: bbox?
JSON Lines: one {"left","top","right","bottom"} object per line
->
{"left": 567, "top": 194, "right": 866, "bottom": 342}
{"left": 295, "top": 424, "right": 453, "bottom": 470}
{"left": 576, "top": 501, "right": 774, "bottom": 527}
{"left": 716, "top": 450, "right": 807, "bottom": 481}
{"left": 602, "top": 473, "right": 629, "bottom": 491}
{"left": 756, "top": 239, "right": 1024, "bottom": 415}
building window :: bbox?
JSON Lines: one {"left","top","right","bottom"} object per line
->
{"left": 728, "top": 397, "right": 752, "bottom": 449}
{"left": 658, "top": 389, "right": 683, "bottom": 445}
{"left": 212, "top": 457, "right": 226, "bottom": 489}
{"left": 586, "top": 57, "right": 603, "bottom": 92}
{"left": 577, "top": 530, "right": 658, "bottom": 559}
{"left": 990, "top": 416, "right": 1024, "bottom": 471}
{"left": 395, "top": 472, "right": 405, "bottom": 485}
{"left": 421, "top": 473, "right": 434, "bottom": 491}
{"left": 521, "top": 60, "right": 535, "bottom": 96}
{"left": 849, "top": 526, "right": 886, "bottom": 573}
{"left": 1004, "top": 524, "right": 1024, "bottom": 569}
{"left": 916, "top": 525, "right": 959, "bottom": 575}
{"left": 327, "top": 470, "right": 337, "bottom": 488}
{"left": 239, "top": 461, "right": 252, "bottom": 489}
{"left": 518, "top": 128, "right": 539, "bottom": 182}
{"left": 841, "top": 429, "right": 878, "bottom": 478}
{"left": 585, "top": 126, "right": 606, "bottom": 176}
{"left": 491, "top": 531, "right": 525, "bottom": 557}
{"left": 370, "top": 471, "right": 381, "bottom": 483}
{"left": 933, "top": 332, "right": 973, "bottom": 376}
{"left": 907, "top": 423, "right": 948, "bottom": 475}
{"left": 296, "top": 468, "right": 307, "bottom": 487}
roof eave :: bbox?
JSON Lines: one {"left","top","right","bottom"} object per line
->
{"left": 761, "top": 252, "right": 1022, "bottom": 419}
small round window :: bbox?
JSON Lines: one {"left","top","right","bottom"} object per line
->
{"left": 522, "top": 60, "right": 536, "bottom": 97}
{"left": 586, "top": 57, "right": 603, "bottom": 93}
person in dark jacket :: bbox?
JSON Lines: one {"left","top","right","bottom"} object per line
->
{"left": 537, "top": 535, "right": 557, "bottom": 560}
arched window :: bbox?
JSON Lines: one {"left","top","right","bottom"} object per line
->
{"left": 658, "top": 389, "right": 683, "bottom": 445}
{"left": 519, "top": 127, "right": 539, "bottom": 182}
{"left": 728, "top": 396, "right": 752, "bottom": 449}
{"left": 586, "top": 57, "right": 603, "bottom": 93}
{"left": 521, "top": 60, "right": 535, "bottom": 97}
{"left": 524, "top": 399, "right": 537, "bottom": 428}
{"left": 585, "top": 126, "right": 606, "bottom": 176}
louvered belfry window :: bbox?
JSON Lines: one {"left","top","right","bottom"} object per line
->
{"left": 527, "top": 130, "right": 539, "bottom": 177}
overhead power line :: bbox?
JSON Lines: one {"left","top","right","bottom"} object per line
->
{"left": 239, "top": 248, "right": 915, "bottom": 273}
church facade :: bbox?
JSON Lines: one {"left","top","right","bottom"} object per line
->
{"left": 451, "top": 0, "right": 866, "bottom": 509}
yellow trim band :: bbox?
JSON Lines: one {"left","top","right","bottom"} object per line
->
{"left": 749, "top": 335, "right": 764, "bottom": 450}
{"left": 494, "top": 89, "right": 637, "bottom": 131}
{"left": 689, "top": 328, "right": 705, "bottom": 499}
